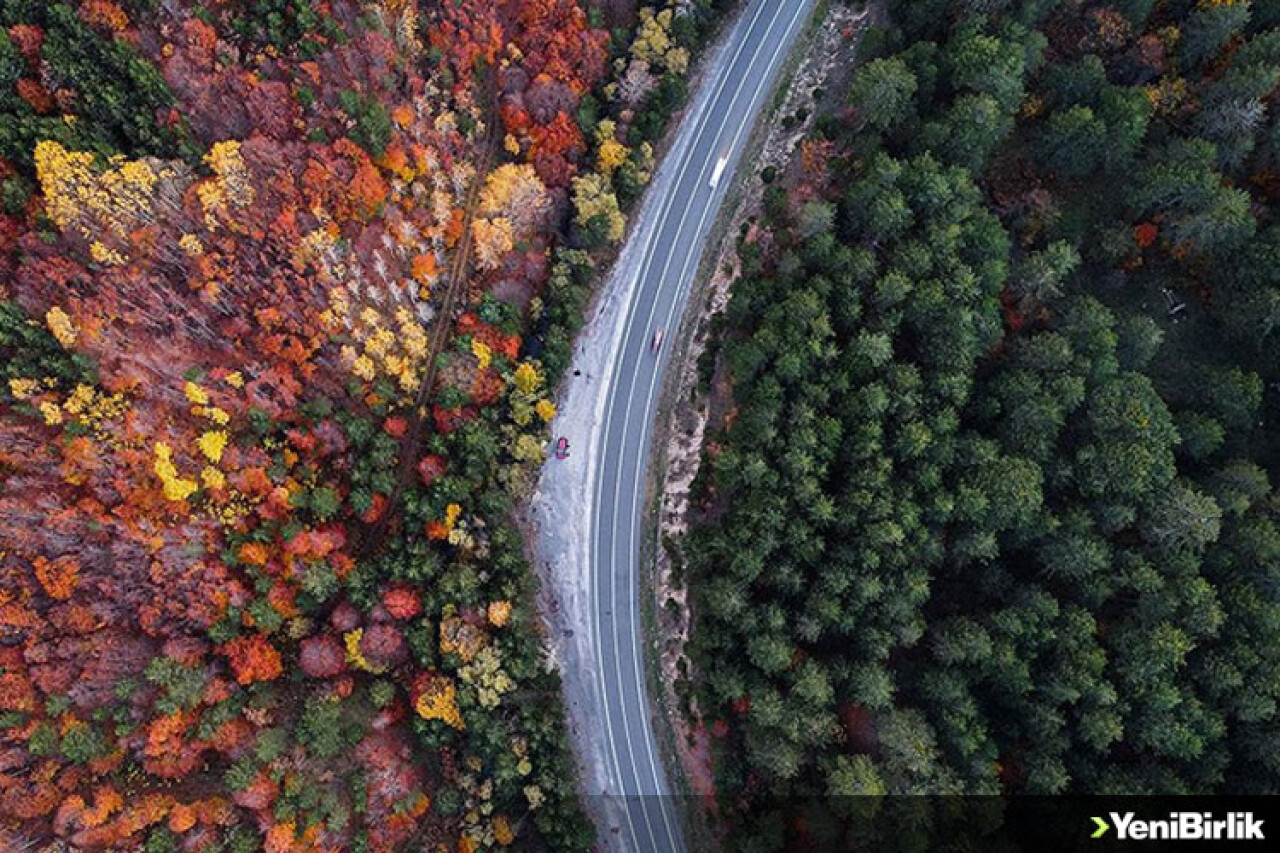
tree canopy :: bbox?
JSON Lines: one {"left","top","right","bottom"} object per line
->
{"left": 683, "top": 2, "right": 1280, "bottom": 846}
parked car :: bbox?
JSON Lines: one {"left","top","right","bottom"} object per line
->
{"left": 555, "top": 437, "right": 570, "bottom": 459}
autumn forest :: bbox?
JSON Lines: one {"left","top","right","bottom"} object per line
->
{"left": 0, "top": 0, "right": 721, "bottom": 851}
{"left": 6, "top": 0, "right": 1280, "bottom": 851}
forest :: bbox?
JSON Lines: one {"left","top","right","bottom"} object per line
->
{"left": 0, "top": 0, "right": 729, "bottom": 851}
{"left": 683, "top": 0, "right": 1280, "bottom": 847}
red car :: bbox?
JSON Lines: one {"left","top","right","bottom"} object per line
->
{"left": 554, "top": 437, "right": 570, "bottom": 459}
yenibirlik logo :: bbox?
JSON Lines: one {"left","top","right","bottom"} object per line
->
{"left": 1091, "top": 812, "right": 1265, "bottom": 842}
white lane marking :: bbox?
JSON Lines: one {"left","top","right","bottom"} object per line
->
{"left": 594, "top": 7, "right": 781, "bottom": 848}
{"left": 598, "top": 0, "right": 810, "bottom": 849}
{"left": 614, "top": 0, "right": 812, "bottom": 847}
{"left": 589, "top": 2, "right": 775, "bottom": 845}
{"left": 590, "top": 1, "right": 782, "bottom": 849}
{"left": 619, "top": 0, "right": 795, "bottom": 809}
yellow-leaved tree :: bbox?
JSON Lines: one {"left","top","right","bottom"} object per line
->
{"left": 472, "top": 163, "right": 550, "bottom": 270}
{"left": 472, "top": 218, "right": 516, "bottom": 271}
{"left": 571, "top": 173, "right": 626, "bottom": 244}
{"left": 34, "top": 140, "right": 158, "bottom": 240}
{"left": 594, "top": 120, "right": 629, "bottom": 176}
{"left": 477, "top": 163, "right": 549, "bottom": 234}
{"left": 630, "top": 6, "right": 690, "bottom": 76}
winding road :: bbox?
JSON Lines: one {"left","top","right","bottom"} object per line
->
{"left": 533, "top": 1, "right": 815, "bottom": 851}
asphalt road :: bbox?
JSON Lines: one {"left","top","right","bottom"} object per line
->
{"left": 588, "top": 1, "right": 815, "bottom": 850}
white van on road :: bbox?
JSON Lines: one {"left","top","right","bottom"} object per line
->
{"left": 709, "top": 154, "right": 729, "bottom": 189}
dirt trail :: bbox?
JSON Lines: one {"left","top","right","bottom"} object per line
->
{"left": 357, "top": 83, "right": 500, "bottom": 554}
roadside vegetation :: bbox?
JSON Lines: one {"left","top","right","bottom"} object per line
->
{"left": 683, "top": 0, "right": 1280, "bottom": 843}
